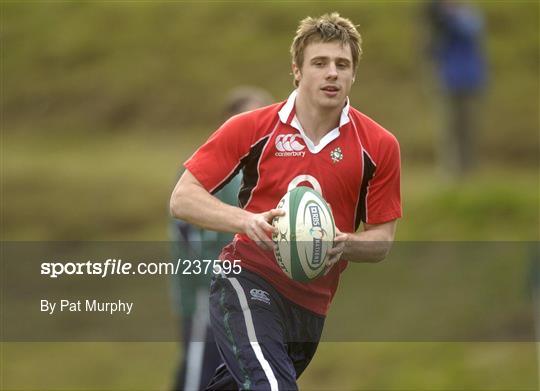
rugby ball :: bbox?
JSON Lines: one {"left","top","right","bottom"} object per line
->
{"left": 272, "top": 186, "right": 336, "bottom": 282}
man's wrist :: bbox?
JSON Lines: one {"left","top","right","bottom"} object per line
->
{"left": 236, "top": 209, "right": 254, "bottom": 234}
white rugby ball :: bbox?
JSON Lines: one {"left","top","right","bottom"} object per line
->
{"left": 272, "top": 186, "right": 336, "bottom": 282}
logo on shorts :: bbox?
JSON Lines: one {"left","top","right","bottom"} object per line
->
{"left": 250, "top": 288, "right": 271, "bottom": 305}
{"left": 275, "top": 134, "right": 305, "bottom": 158}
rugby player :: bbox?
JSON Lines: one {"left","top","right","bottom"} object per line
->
{"left": 170, "top": 12, "right": 402, "bottom": 390}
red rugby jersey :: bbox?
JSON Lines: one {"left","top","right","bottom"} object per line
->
{"left": 185, "top": 90, "right": 401, "bottom": 315}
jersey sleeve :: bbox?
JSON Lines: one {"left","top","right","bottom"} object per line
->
{"left": 365, "top": 133, "right": 402, "bottom": 224}
{"left": 184, "top": 113, "right": 255, "bottom": 193}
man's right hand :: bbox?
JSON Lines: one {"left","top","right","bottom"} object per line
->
{"left": 243, "top": 209, "right": 286, "bottom": 251}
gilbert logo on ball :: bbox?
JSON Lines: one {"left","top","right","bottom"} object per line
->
{"left": 272, "top": 186, "right": 336, "bottom": 282}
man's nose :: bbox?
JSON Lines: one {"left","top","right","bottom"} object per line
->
{"left": 326, "top": 63, "right": 338, "bottom": 79}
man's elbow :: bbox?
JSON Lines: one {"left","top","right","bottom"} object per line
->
{"left": 346, "top": 240, "right": 393, "bottom": 263}
{"left": 371, "top": 246, "right": 391, "bottom": 263}
{"left": 368, "top": 240, "right": 394, "bottom": 263}
{"left": 169, "top": 188, "right": 187, "bottom": 220}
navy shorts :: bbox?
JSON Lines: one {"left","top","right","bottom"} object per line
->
{"left": 205, "top": 270, "right": 325, "bottom": 391}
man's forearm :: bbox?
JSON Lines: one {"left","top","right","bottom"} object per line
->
{"left": 170, "top": 170, "right": 284, "bottom": 249}
{"left": 342, "top": 222, "right": 396, "bottom": 263}
{"left": 170, "top": 176, "right": 248, "bottom": 234}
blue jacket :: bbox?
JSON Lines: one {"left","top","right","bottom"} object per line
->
{"left": 428, "top": 1, "right": 487, "bottom": 93}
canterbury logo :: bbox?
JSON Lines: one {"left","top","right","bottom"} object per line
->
{"left": 250, "top": 289, "right": 270, "bottom": 304}
{"left": 275, "top": 134, "right": 305, "bottom": 152}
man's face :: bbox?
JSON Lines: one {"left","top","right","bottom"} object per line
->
{"left": 293, "top": 40, "right": 355, "bottom": 110}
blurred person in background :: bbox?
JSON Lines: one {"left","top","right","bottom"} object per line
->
{"left": 425, "top": 0, "right": 487, "bottom": 178}
{"left": 169, "top": 87, "right": 273, "bottom": 391}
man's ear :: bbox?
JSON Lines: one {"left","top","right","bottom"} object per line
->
{"left": 292, "top": 63, "right": 302, "bottom": 84}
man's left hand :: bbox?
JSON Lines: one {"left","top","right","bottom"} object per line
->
{"left": 324, "top": 229, "right": 348, "bottom": 275}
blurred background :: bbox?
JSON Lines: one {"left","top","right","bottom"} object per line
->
{"left": 2, "top": 1, "right": 539, "bottom": 390}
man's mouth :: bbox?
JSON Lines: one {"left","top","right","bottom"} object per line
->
{"left": 321, "top": 85, "right": 340, "bottom": 92}
{"left": 321, "top": 85, "right": 340, "bottom": 97}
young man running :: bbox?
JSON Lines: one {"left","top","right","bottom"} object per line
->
{"left": 170, "top": 13, "right": 401, "bottom": 390}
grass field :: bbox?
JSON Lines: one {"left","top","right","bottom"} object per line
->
{"left": 2, "top": 342, "right": 537, "bottom": 390}
{"left": 4, "top": 1, "right": 539, "bottom": 161}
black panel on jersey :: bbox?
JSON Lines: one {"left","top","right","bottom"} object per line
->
{"left": 210, "top": 163, "right": 242, "bottom": 196}
{"left": 238, "top": 136, "right": 270, "bottom": 208}
{"left": 355, "top": 151, "right": 376, "bottom": 230}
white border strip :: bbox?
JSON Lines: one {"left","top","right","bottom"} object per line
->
{"left": 228, "top": 277, "right": 279, "bottom": 391}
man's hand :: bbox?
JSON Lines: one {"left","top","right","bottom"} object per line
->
{"left": 324, "top": 228, "right": 348, "bottom": 275}
{"left": 244, "top": 209, "right": 286, "bottom": 251}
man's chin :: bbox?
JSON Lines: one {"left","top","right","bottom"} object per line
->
{"left": 317, "top": 98, "right": 344, "bottom": 110}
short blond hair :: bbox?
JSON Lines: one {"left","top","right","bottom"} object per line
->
{"left": 290, "top": 13, "right": 362, "bottom": 87}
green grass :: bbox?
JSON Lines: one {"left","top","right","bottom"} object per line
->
{"left": 400, "top": 164, "right": 539, "bottom": 240}
{"left": 1, "top": 342, "right": 178, "bottom": 390}
{"left": 2, "top": 342, "right": 537, "bottom": 390}
{"left": 3, "top": 131, "right": 196, "bottom": 240}
{"left": 3, "top": 1, "right": 539, "bottom": 162}
{"left": 301, "top": 342, "right": 538, "bottom": 390}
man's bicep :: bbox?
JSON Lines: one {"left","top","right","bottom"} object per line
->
{"left": 178, "top": 168, "right": 205, "bottom": 189}
{"left": 171, "top": 169, "right": 209, "bottom": 205}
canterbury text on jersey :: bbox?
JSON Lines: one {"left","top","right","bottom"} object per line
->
{"left": 185, "top": 90, "right": 402, "bottom": 315}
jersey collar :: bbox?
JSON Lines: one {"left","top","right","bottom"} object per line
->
{"left": 278, "top": 90, "right": 351, "bottom": 154}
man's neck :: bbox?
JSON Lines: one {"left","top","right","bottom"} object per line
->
{"left": 294, "top": 91, "right": 344, "bottom": 145}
